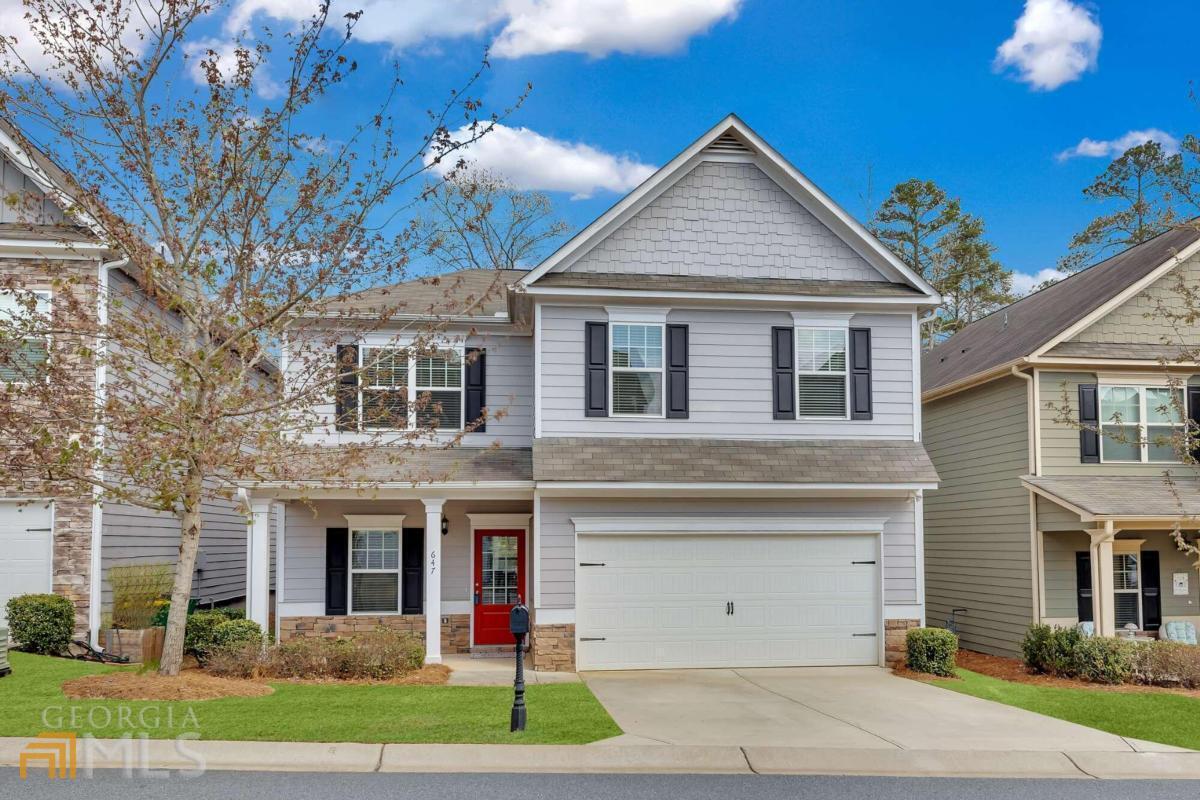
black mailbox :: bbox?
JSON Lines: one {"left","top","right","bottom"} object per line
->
{"left": 509, "top": 602, "right": 530, "bottom": 636}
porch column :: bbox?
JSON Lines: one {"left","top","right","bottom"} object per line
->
{"left": 247, "top": 498, "right": 272, "bottom": 630}
{"left": 422, "top": 498, "right": 445, "bottom": 664}
{"left": 1089, "top": 522, "right": 1116, "bottom": 637}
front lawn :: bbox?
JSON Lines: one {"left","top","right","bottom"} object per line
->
{"left": 932, "top": 668, "right": 1200, "bottom": 750}
{"left": 0, "top": 652, "right": 620, "bottom": 745}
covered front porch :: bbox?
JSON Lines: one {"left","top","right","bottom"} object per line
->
{"left": 1027, "top": 475, "right": 1200, "bottom": 638}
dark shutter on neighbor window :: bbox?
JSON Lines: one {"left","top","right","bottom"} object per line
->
{"left": 771, "top": 326, "right": 795, "bottom": 420}
{"left": 335, "top": 345, "right": 359, "bottom": 432}
{"left": 465, "top": 347, "right": 486, "bottom": 432}
{"left": 849, "top": 327, "right": 872, "bottom": 420}
{"left": 325, "top": 528, "right": 348, "bottom": 616}
{"left": 1076, "top": 551, "right": 1093, "bottom": 622}
{"left": 1141, "top": 550, "right": 1162, "bottom": 632}
{"left": 1078, "top": 384, "right": 1100, "bottom": 463}
{"left": 1188, "top": 386, "right": 1200, "bottom": 462}
{"left": 665, "top": 324, "right": 689, "bottom": 419}
{"left": 585, "top": 321, "right": 608, "bottom": 417}
{"left": 402, "top": 528, "right": 424, "bottom": 615}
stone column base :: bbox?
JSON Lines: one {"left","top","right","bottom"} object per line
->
{"left": 884, "top": 618, "right": 921, "bottom": 666}
{"left": 531, "top": 623, "right": 575, "bottom": 672}
{"left": 279, "top": 613, "right": 471, "bottom": 654}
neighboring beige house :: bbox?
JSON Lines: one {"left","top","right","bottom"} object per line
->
{"left": 922, "top": 226, "right": 1200, "bottom": 656}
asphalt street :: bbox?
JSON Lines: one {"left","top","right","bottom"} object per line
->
{"left": 3, "top": 769, "right": 1200, "bottom": 800}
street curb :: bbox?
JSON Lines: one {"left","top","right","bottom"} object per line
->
{"left": 379, "top": 744, "right": 750, "bottom": 773}
{"left": 743, "top": 747, "right": 1086, "bottom": 779}
{"left": 1067, "top": 751, "right": 1200, "bottom": 780}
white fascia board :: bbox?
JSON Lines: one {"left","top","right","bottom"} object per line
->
{"left": 1028, "top": 355, "right": 1200, "bottom": 370}
{"left": 537, "top": 481, "right": 935, "bottom": 498}
{"left": 1032, "top": 237, "right": 1200, "bottom": 357}
{"left": 571, "top": 515, "right": 890, "bottom": 534}
{"left": 522, "top": 285, "right": 933, "bottom": 308}
{"left": 0, "top": 240, "right": 111, "bottom": 260}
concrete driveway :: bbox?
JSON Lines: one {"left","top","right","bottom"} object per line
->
{"left": 582, "top": 667, "right": 1169, "bottom": 751}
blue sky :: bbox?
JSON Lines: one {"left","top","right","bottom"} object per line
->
{"left": 10, "top": 0, "right": 1198, "bottom": 290}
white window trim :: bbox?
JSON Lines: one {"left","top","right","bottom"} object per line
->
{"left": 1098, "top": 384, "right": 1184, "bottom": 464}
{"left": 357, "top": 343, "right": 466, "bottom": 432}
{"left": 1112, "top": 539, "right": 1145, "bottom": 630}
{"left": 608, "top": 321, "right": 666, "bottom": 419}
{"left": 346, "top": 514, "right": 407, "bottom": 616}
{"left": 794, "top": 325, "right": 850, "bottom": 421}
{"left": 0, "top": 288, "right": 51, "bottom": 386}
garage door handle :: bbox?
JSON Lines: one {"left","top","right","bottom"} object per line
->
{"left": 580, "top": 637, "right": 606, "bottom": 642}
{"left": 851, "top": 560, "right": 876, "bottom": 565}
{"left": 852, "top": 633, "right": 877, "bottom": 637}
{"left": 579, "top": 562, "right": 606, "bottom": 567}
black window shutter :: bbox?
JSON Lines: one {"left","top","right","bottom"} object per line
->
{"left": 325, "top": 528, "right": 348, "bottom": 615}
{"left": 1188, "top": 386, "right": 1200, "bottom": 462}
{"left": 585, "top": 322, "right": 608, "bottom": 417}
{"left": 771, "top": 326, "right": 795, "bottom": 420}
{"left": 849, "top": 327, "right": 873, "bottom": 420}
{"left": 401, "top": 528, "right": 424, "bottom": 615}
{"left": 1078, "top": 384, "right": 1100, "bottom": 463}
{"left": 1076, "top": 551, "right": 1093, "bottom": 622}
{"left": 665, "top": 324, "right": 689, "bottom": 419}
{"left": 465, "top": 347, "right": 486, "bottom": 432}
{"left": 335, "top": 344, "right": 359, "bottom": 432}
{"left": 1141, "top": 550, "right": 1162, "bottom": 631}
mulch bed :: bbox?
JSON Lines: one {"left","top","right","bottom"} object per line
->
{"left": 63, "top": 670, "right": 275, "bottom": 701}
{"left": 898, "top": 649, "right": 1200, "bottom": 698}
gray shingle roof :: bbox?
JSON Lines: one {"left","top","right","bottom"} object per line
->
{"left": 923, "top": 225, "right": 1200, "bottom": 395}
{"left": 534, "top": 437, "right": 938, "bottom": 484}
{"left": 534, "top": 271, "right": 923, "bottom": 297}
{"left": 324, "top": 268, "right": 527, "bottom": 319}
{"left": 258, "top": 446, "right": 532, "bottom": 486}
{"left": 1024, "top": 475, "right": 1200, "bottom": 519}
{"left": 1044, "top": 341, "right": 1195, "bottom": 360}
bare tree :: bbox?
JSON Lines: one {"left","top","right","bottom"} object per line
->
{"left": 0, "top": 0, "right": 523, "bottom": 674}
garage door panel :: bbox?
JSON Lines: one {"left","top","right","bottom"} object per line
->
{"left": 576, "top": 532, "right": 881, "bottom": 670}
{"left": 0, "top": 502, "right": 54, "bottom": 629}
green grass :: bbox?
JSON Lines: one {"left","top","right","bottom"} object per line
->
{"left": 0, "top": 652, "right": 620, "bottom": 745}
{"left": 931, "top": 668, "right": 1200, "bottom": 750}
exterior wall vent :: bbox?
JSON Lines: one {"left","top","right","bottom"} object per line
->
{"left": 704, "top": 132, "right": 755, "bottom": 155}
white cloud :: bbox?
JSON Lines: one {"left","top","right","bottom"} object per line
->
{"left": 183, "top": 38, "right": 285, "bottom": 99}
{"left": 995, "top": 0, "right": 1101, "bottom": 90}
{"left": 225, "top": 0, "right": 739, "bottom": 58}
{"left": 425, "top": 123, "right": 655, "bottom": 199}
{"left": 0, "top": 0, "right": 145, "bottom": 78}
{"left": 1056, "top": 128, "right": 1180, "bottom": 161}
{"left": 491, "top": 0, "right": 742, "bottom": 58}
{"left": 1012, "top": 267, "right": 1061, "bottom": 295}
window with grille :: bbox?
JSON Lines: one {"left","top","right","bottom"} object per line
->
{"left": 611, "top": 323, "right": 663, "bottom": 416}
{"left": 358, "top": 346, "right": 463, "bottom": 431}
{"left": 0, "top": 289, "right": 50, "bottom": 383}
{"left": 1099, "top": 385, "right": 1184, "bottom": 463}
{"left": 795, "top": 328, "right": 848, "bottom": 418}
{"left": 1113, "top": 552, "right": 1141, "bottom": 629}
{"left": 350, "top": 529, "right": 400, "bottom": 613}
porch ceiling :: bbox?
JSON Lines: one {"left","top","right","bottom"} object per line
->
{"left": 1024, "top": 474, "right": 1200, "bottom": 524}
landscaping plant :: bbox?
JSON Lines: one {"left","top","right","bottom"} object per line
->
{"left": 205, "top": 628, "right": 424, "bottom": 682}
{"left": 6, "top": 594, "right": 74, "bottom": 655}
{"left": 108, "top": 564, "right": 174, "bottom": 630}
{"left": 905, "top": 627, "right": 958, "bottom": 676}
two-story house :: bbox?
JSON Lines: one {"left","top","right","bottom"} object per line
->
{"left": 242, "top": 115, "right": 941, "bottom": 671}
{"left": 0, "top": 120, "right": 267, "bottom": 644}
{"left": 923, "top": 226, "right": 1200, "bottom": 656}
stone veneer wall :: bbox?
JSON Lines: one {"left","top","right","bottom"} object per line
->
{"left": 278, "top": 614, "right": 471, "bottom": 654}
{"left": 530, "top": 623, "right": 575, "bottom": 672}
{"left": 884, "top": 618, "right": 920, "bottom": 667}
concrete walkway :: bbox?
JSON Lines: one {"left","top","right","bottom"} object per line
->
{"left": 443, "top": 654, "right": 580, "bottom": 686}
{"left": 581, "top": 666, "right": 1179, "bottom": 752}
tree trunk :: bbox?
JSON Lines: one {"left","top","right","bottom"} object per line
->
{"left": 159, "top": 478, "right": 205, "bottom": 676}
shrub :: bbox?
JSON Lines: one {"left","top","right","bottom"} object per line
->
{"left": 182, "top": 611, "right": 228, "bottom": 662}
{"left": 203, "top": 640, "right": 263, "bottom": 680}
{"left": 1069, "top": 636, "right": 1134, "bottom": 684}
{"left": 6, "top": 594, "right": 75, "bottom": 655}
{"left": 1022, "top": 624, "right": 1083, "bottom": 676}
{"left": 208, "top": 628, "right": 425, "bottom": 681}
{"left": 1132, "top": 641, "right": 1200, "bottom": 688}
{"left": 108, "top": 563, "right": 174, "bottom": 629}
{"left": 150, "top": 600, "right": 237, "bottom": 628}
{"left": 212, "top": 619, "right": 263, "bottom": 650}
{"left": 905, "top": 627, "right": 958, "bottom": 676}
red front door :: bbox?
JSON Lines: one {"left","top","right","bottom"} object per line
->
{"left": 473, "top": 529, "right": 526, "bottom": 645}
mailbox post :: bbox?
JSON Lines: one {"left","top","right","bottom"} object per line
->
{"left": 509, "top": 601, "right": 530, "bottom": 732}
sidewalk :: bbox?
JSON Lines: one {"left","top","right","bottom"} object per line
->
{"left": 3, "top": 737, "right": 1200, "bottom": 779}
{"left": 441, "top": 654, "right": 579, "bottom": 686}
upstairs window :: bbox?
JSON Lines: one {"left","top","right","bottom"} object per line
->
{"left": 1099, "top": 384, "right": 1184, "bottom": 463}
{"left": 358, "top": 346, "right": 463, "bottom": 431}
{"left": 0, "top": 289, "right": 50, "bottom": 383}
{"left": 795, "top": 327, "right": 848, "bottom": 418}
{"left": 610, "top": 323, "right": 663, "bottom": 416}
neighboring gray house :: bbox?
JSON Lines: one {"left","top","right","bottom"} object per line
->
{"left": 0, "top": 121, "right": 265, "bottom": 642}
{"left": 240, "top": 115, "right": 942, "bottom": 671}
{"left": 923, "top": 226, "right": 1200, "bottom": 656}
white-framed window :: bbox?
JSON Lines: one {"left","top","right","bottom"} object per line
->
{"left": 357, "top": 345, "right": 463, "bottom": 431}
{"left": 349, "top": 528, "right": 401, "bottom": 614}
{"left": 1099, "top": 384, "right": 1184, "bottom": 463}
{"left": 610, "top": 322, "right": 664, "bottom": 417}
{"left": 0, "top": 289, "right": 50, "bottom": 383}
{"left": 795, "top": 327, "right": 848, "bottom": 418}
{"left": 1113, "top": 551, "right": 1141, "bottom": 629}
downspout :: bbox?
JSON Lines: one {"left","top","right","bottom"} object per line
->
{"left": 1011, "top": 364, "right": 1044, "bottom": 624}
{"left": 88, "top": 256, "right": 128, "bottom": 647}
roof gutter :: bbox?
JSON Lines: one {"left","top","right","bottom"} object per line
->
{"left": 921, "top": 358, "right": 1027, "bottom": 404}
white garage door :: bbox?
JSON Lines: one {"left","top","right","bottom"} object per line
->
{"left": 576, "top": 533, "right": 880, "bottom": 670}
{"left": 0, "top": 502, "right": 54, "bottom": 629}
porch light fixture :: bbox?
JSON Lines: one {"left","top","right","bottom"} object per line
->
{"left": 441, "top": 516, "right": 449, "bottom": 536}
